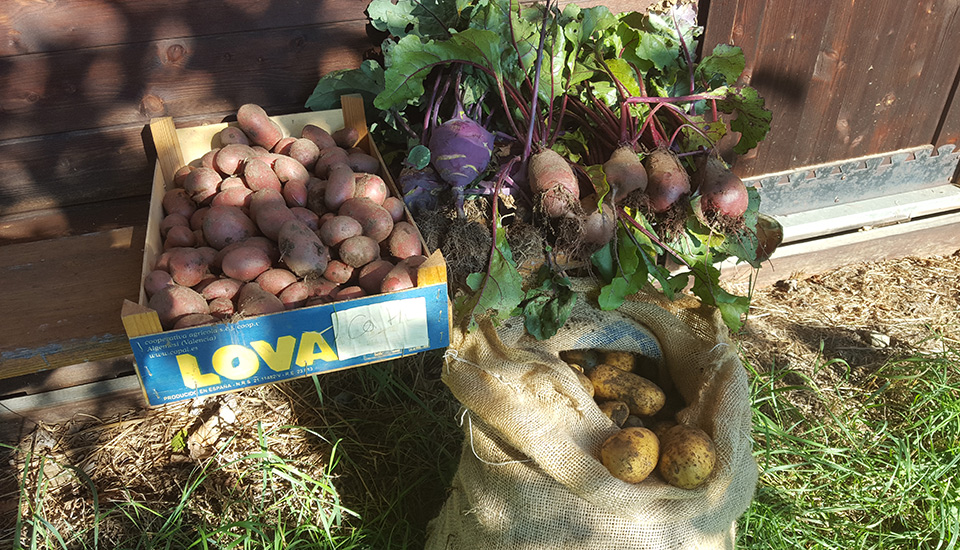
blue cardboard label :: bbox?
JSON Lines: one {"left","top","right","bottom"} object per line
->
{"left": 129, "top": 284, "right": 449, "bottom": 406}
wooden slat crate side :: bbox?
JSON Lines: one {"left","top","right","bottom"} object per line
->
{"left": 0, "top": 0, "right": 371, "bottom": 57}
{"left": 703, "top": 0, "right": 960, "bottom": 177}
{"left": 0, "top": 20, "right": 371, "bottom": 142}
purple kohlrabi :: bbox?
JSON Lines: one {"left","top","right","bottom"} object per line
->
{"left": 398, "top": 166, "right": 443, "bottom": 214}
{"left": 428, "top": 107, "right": 494, "bottom": 214}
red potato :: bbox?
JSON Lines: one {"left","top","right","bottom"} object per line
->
{"left": 528, "top": 148, "right": 579, "bottom": 218}
{"left": 196, "top": 246, "right": 218, "bottom": 268}
{"left": 279, "top": 282, "right": 310, "bottom": 309}
{"left": 400, "top": 254, "right": 428, "bottom": 271}
{"left": 144, "top": 269, "right": 175, "bottom": 297}
{"left": 603, "top": 146, "right": 648, "bottom": 202}
{"left": 219, "top": 175, "right": 245, "bottom": 190}
{"left": 380, "top": 263, "right": 415, "bottom": 293}
{"left": 211, "top": 185, "right": 253, "bottom": 209}
{"left": 347, "top": 151, "right": 380, "bottom": 174}
{"left": 338, "top": 235, "right": 380, "bottom": 268}
{"left": 162, "top": 188, "right": 198, "bottom": 218}
{"left": 287, "top": 138, "right": 321, "bottom": 170}
{"left": 338, "top": 197, "right": 394, "bottom": 242}
{"left": 692, "top": 156, "right": 749, "bottom": 220}
{"left": 173, "top": 165, "right": 194, "bottom": 188}
{"left": 237, "top": 282, "right": 285, "bottom": 316}
{"left": 353, "top": 173, "right": 387, "bottom": 205}
{"left": 196, "top": 277, "right": 243, "bottom": 301}
{"left": 160, "top": 213, "right": 190, "bottom": 238}
{"left": 202, "top": 205, "right": 258, "bottom": 250}
{"left": 193, "top": 229, "right": 208, "bottom": 248}
{"left": 255, "top": 268, "right": 298, "bottom": 295}
{"left": 241, "top": 236, "right": 281, "bottom": 264}
{"left": 290, "top": 206, "right": 320, "bottom": 231}
{"left": 314, "top": 147, "right": 349, "bottom": 178}
{"left": 220, "top": 246, "right": 272, "bottom": 282}
{"left": 166, "top": 247, "right": 209, "bottom": 287}
{"left": 243, "top": 158, "right": 282, "bottom": 193}
{"left": 208, "top": 296, "right": 235, "bottom": 319}
{"left": 332, "top": 126, "right": 360, "bottom": 149}
{"left": 305, "top": 277, "right": 339, "bottom": 302}
{"left": 149, "top": 285, "right": 210, "bottom": 329}
{"left": 324, "top": 163, "right": 356, "bottom": 211}
{"left": 252, "top": 201, "right": 296, "bottom": 241}
{"left": 318, "top": 215, "right": 363, "bottom": 247}
{"left": 301, "top": 124, "right": 337, "bottom": 150}
{"left": 386, "top": 221, "right": 422, "bottom": 259}
{"left": 248, "top": 188, "right": 287, "bottom": 221}
{"left": 218, "top": 126, "right": 250, "bottom": 146}
{"left": 183, "top": 166, "right": 222, "bottom": 204}
{"left": 382, "top": 196, "right": 406, "bottom": 222}
{"left": 643, "top": 149, "right": 690, "bottom": 214}
{"left": 237, "top": 104, "right": 283, "bottom": 150}
{"left": 272, "top": 136, "right": 297, "bottom": 155}
{"left": 190, "top": 207, "right": 209, "bottom": 231}
{"left": 333, "top": 285, "right": 366, "bottom": 302}
{"left": 163, "top": 225, "right": 198, "bottom": 250}
{"left": 323, "top": 260, "right": 354, "bottom": 284}
{"left": 282, "top": 179, "right": 308, "bottom": 208}
{"left": 273, "top": 155, "right": 310, "bottom": 189}
{"left": 357, "top": 259, "right": 394, "bottom": 294}
{"left": 198, "top": 149, "right": 219, "bottom": 171}
{"left": 174, "top": 313, "right": 218, "bottom": 329}
{"left": 214, "top": 143, "right": 256, "bottom": 175}
{"left": 305, "top": 177, "right": 328, "bottom": 216}
{"left": 277, "top": 218, "right": 330, "bottom": 279}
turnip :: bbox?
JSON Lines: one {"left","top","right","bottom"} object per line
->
{"left": 692, "top": 155, "right": 749, "bottom": 222}
{"left": 642, "top": 149, "right": 690, "bottom": 214}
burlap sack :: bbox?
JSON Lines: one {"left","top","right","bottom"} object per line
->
{"left": 425, "top": 285, "right": 757, "bottom": 550}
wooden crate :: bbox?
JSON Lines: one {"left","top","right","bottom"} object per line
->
{"left": 121, "top": 96, "right": 450, "bottom": 406}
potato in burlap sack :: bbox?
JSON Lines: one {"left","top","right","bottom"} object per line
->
{"left": 426, "top": 286, "right": 757, "bottom": 550}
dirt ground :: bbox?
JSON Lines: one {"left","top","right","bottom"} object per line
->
{"left": 2, "top": 247, "right": 958, "bottom": 544}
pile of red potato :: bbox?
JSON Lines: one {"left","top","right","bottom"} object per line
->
{"left": 146, "top": 104, "right": 426, "bottom": 331}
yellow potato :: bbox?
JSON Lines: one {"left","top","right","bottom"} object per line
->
{"left": 597, "top": 400, "right": 630, "bottom": 427}
{"left": 600, "top": 427, "right": 660, "bottom": 483}
{"left": 658, "top": 424, "right": 717, "bottom": 489}
{"left": 588, "top": 364, "right": 665, "bottom": 417}
{"left": 602, "top": 350, "right": 635, "bottom": 372}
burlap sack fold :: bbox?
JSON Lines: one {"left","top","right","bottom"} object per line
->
{"left": 426, "top": 285, "right": 757, "bottom": 550}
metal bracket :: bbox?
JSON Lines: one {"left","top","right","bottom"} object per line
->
{"left": 745, "top": 144, "right": 960, "bottom": 216}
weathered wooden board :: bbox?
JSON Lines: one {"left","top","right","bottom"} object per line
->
{"left": 0, "top": 197, "right": 148, "bottom": 245}
{"left": 0, "top": 20, "right": 371, "bottom": 142}
{"left": 936, "top": 74, "right": 960, "bottom": 150}
{"left": 702, "top": 0, "right": 960, "bottom": 178}
{"left": 0, "top": 125, "right": 154, "bottom": 219}
{"left": 0, "top": 0, "right": 373, "bottom": 57}
{"left": 0, "top": 227, "right": 143, "bottom": 380}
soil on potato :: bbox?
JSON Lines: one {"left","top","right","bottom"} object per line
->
{"left": 2, "top": 248, "right": 958, "bottom": 546}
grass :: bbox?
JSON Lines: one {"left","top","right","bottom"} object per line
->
{"left": 739, "top": 337, "right": 960, "bottom": 549}
{"left": 4, "top": 336, "right": 959, "bottom": 548}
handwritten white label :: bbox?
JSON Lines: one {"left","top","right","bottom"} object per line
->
{"left": 331, "top": 297, "right": 430, "bottom": 360}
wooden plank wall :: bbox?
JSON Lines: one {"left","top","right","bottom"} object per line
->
{"left": 0, "top": 0, "right": 376, "bottom": 380}
{"left": 701, "top": 0, "right": 960, "bottom": 177}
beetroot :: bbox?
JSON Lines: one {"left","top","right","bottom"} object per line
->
{"left": 643, "top": 149, "right": 690, "bottom": 214}
{"left": 693, "top": 156, "right": 749, "bottom": 221}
